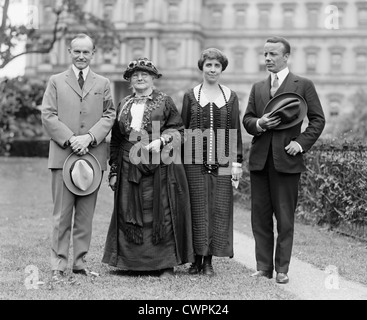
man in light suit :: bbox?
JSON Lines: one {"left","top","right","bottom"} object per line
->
{"left": 243, "top": 37, "right": 325, "bottom": 284}
{"left": 41, "top": 34, "right": 115, "bottom": 282}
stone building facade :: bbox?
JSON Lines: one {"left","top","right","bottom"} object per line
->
{"left": 25, "top": 0, "right": 367, "bottom": 135}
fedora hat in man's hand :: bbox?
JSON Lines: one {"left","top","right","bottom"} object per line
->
{"left": 264, "top": 92, "right": 307, "bottom": 130}
{"left": 63, "top": 153, "right": 102, "bottom": 196}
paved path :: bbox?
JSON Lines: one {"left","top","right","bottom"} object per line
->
{"left": 233, "top": 230, "right": 367, "bottom": 300}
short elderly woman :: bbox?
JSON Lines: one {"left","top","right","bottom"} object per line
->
{"left": 103, "top": 58, "right": 194, "bottom": 277}
{"left": 181, "top": 48, "right": 243, "bottom": 276}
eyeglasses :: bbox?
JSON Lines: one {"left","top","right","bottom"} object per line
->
{"left": 128, "top": 59, "right": 154, "bottom": 69}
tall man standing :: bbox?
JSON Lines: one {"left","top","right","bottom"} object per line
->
{"left": 243, "top": 37, "right": 325, "bottom": 284}
{"left": 42, "top": 34, "right": 115, "bottom": 282}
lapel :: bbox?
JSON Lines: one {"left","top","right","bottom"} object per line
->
{"left": 282, "top": 72, "right": 299, "bottom": 94}
{"left": 65, "top": 67, "right": 82, "bottom": 97}
{"left": 82, "top": 70, "right": 97, "bottom": 99}
{"left": 260, "top": 75, "right": 272, "bottom": 109}
{"left": 65, "top": 68, "right": 97, "bottom": 99}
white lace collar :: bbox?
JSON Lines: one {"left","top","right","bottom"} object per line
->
{"left": 193, "top": 84, "right": 231, "bottom": 109}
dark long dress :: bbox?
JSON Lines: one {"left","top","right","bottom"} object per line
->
{"left": 181, "top": 85, "right": 243, "bottom": 258}
{"left": 102, "top": 90, "right": 194, "bottom": 271}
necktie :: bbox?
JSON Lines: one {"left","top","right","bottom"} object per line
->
{"left": 78, "top": 71, "right": 84, "bottom": 89}
{"left": 270, "top": 74, "right": 279, "bottom": 98}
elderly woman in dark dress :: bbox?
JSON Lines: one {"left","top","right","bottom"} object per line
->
{"left": 181, "top": 48, "right": 243, "bottom": 276}
{"left": 103, "top": 58, "right": 194, "bottom": 277}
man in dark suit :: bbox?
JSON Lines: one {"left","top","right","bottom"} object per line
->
{"left": 243, "top": 36, "right": 325, "bottom": 284}
{"left": 42, "top": 34, "right": 115, "bottom": 282}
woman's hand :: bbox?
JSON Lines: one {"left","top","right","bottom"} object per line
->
{"left": 231, "top": 166, "right": 243, "bottom": 181}
{"left": 145, "top": 139, "right": 162, "bottom": 153}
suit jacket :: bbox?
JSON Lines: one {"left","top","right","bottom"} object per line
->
{"left": 243, "top": 72, "right": 325, "bottom": 173}
{"left": 41, "top": 67, "right": 116, "bottom": 170}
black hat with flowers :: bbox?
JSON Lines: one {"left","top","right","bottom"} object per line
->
{"left": 123, "top": 58, "right": 162, "bottom": 80}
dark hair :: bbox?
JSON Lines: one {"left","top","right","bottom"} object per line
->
{"left": 266, "top": 36, "right": 291, "bottom": 55}
{"left": 198, "top": 48, "right": 229, "bottom": 71}
{"left": 70, "top": 33, "right": 96, "bottom": 50}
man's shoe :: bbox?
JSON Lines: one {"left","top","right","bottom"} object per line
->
{"left": 202, "top": 263, "right": 215, "bottom": 277}
{"left": 72, "top": 269, "right": 89, "bottom": 276}
{"left": 251, "top": 270, "right": 273, "bottom": 279}
{"left": 51, "top": 270, "right": 65, "bottom": 283}
{"left": 276, "top": 273, "right": 289, "bottom": 284}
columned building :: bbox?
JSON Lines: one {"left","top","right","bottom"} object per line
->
{"left": 25, "top": 0, "right": 367, "bottom": 136}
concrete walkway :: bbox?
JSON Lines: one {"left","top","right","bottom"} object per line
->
{"left": 233, "top": 230, "right": 367, "bottom": 300}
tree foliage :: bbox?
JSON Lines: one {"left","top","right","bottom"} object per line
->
{"left": 0, "top": 0, "right": 119, "bottom": 69}
{"left": 0, "top": 76, "right": 46, "bottom": 155}
{"left": 325, "top": 87, "right": 367, "bottom": 140}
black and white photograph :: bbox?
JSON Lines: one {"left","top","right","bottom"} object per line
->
{"left": 1, "top": 0, "right": 367, "bottom": 308}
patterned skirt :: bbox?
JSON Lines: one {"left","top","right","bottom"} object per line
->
{"left": 184, "top": 164, "right": 234, "bottom": 257}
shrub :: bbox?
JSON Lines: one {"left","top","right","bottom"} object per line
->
{"left": 237, "top": 139, "right": 367, "bottom": 239}
{"left": 0, "top": 77, "right": 47, "bottom": 155}
{"left": 298, "top": 139, "right": 367, "bottom": 229}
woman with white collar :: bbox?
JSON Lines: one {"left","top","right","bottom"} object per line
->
{"left": 181, "top": 48, "right": 243, "bottom": 276}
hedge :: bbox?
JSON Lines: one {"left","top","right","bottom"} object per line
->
{"left": 4, "top": 138, "right": 367, "bottom": 239}
{"left": 235, "top": 139, "right": 367, "bottom": 240}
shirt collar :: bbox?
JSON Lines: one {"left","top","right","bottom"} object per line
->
{"left": 272, "top": 67, "right": 289, "bottom": 85}
{"left": 72, "top": 65, "right": 90, "bottom": 80}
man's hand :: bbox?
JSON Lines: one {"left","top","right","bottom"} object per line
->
{"left": 70, "top": 134, "right": 92, "bottom": 156}
{"left": 258, "top": 112, "right": 281, "bottom": 130}
{"left": 285, "top": 141, "right": 301, "bottom": 156}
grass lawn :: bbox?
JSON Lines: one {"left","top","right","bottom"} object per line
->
{"left": 0, "top": 157, "right": 297, "bottom": 301}
{"left": 234, "top": 197, "right": 367, "bottom": 286}
{"left": 1, "top": 157, "right": 366, "bottom": 302}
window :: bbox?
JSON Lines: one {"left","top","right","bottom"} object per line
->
{"left": 167, "top": 1, "right": 180, "bottom": 23}
{"left": 358, "top": 9, "right": 367, "bottom": 27}
{"left": 257, "top": 3, "right": 273, "bottom": 29}
{"left": 306, "top": 53, "right": 317, "bottom": 73}
{"left": 309, "top": 9, "right": 319, "bottom": 28}
{"left": 166, "top": 47, "right": 178, "bottom": 68}
{"left": 233, "top": 49, "right": 245, "bottom": 71}
{"left": 330, "top": 52, "right": 343, "bottom": 73}
{"left": 211, "top": 8, "right": 223, "bottom": 27}
{"left": 356, "top": 1, "right": 367, "bottom": 26}
{"left": 306, "top": 3, "right": 321, "bottom": 28}
{"left": 103, "top": 3, "right": 114, "bottom": 20}
{"left": 337, "top": 8, "right": 344, "bottom": 28}
{"left": 355, "top": 48, "right": 367, "bottom": 73}
{"left": 134, "top": 3, "right": 145, "bottom": 23}
{"left": 259, "top": 9, "right": 270, "bottom": 29}
{"left": 258, "top": 50, "right": 266, "bottom": 72}
{"left": 235, "top": 8, "right": 246, "bottom": 27}
{"left": 305, "top": 46, "right": 320, "bottom": 73}
{"left": 283, "top": 9, "right": 294, "bottom": 28}
{"left": 282, "top": 3, "right": 297, "bottom": 29}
